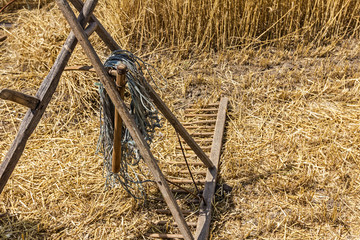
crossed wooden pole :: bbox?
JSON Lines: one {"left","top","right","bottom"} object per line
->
{"left": 0, "top": 0, "right": 219, "bottom": 239}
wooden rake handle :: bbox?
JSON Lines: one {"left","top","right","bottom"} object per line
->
{"left": 112, "top": 64, "right": 127, "bottom": 173}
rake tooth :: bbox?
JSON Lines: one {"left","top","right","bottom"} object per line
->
{"left": 171, "top": 189, "right": 189, "bottom": 194}
{"left": 184, "top": 125, "right": 215, "bottom": 130}
{"left": 155, "top": 209, "right": 192, "bottom": 215}
{"left": 168, "top": 179, "right": 205, "bottom": 185}
{"left": 175, "top": 154, "right": 198, "bottom": 158}
{"left": 191, "top": 132, "right": 214, "bottom": 137}
{"left": 186, "top": 138, "right": 213, "bottom": 144}
{"left": 165, "top": 170, "right": 207, "bottom": 176}
{"left": 145, "top": 233, "right": 184, "bottom": 239}
{"left": 191, "top": 138, "right": 213, "bottom": 142}
{"left": 177, "top": 170, "right": 207, "bottom": 175}
{"left": 168, "top": 161, "right": 204, "bottom": 166}
{"left": 154, "top": 221, "right": 197, "bottom": 227}
{"left": 184, "top": 108, "right": 218, "bottom": 112}
{"left": 179, "top": 138, "right": 212, "bottom": 143}
{"left": 182, "top": 120, "right": 216, "bottom": 125}
{"left": 188, "top": 102, "right": 219, "bottom": 107}
{"left": 176, "top": 146, "right": 211, "bottom": 151}
{"left": 184, "top": 113, "right": 218, "bottom": 118}
{"left": 151, "top": 197, "right": 189, "bottom": 202}
{"left": 171, "top": 188, "right": 203, "bottom": 194}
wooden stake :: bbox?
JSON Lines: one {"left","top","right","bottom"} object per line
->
{"left": 112, "top": 64, "right": 127, "bottom": 173}
{"left": 55, "top": 1, "right": 193, "bottom": 238}
{"left": 0, "top": 89, "right": 40, "bottom": 109}
{"left": 0, "top": 0, "right": 98, "bottom": 194}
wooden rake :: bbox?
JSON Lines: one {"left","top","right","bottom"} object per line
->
{"left": 0, "top": 1, "right": 228, "bottom": 239}
{"left": 146, "top": 98, "right": 228, "bottom": 239}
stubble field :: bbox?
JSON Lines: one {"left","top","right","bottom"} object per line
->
{"left": 2, "top": 1, "right": 360, "bottom": 239}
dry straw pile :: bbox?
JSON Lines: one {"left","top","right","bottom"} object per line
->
{"left": 2, "top": 0, "right": 360, "bottom": 239}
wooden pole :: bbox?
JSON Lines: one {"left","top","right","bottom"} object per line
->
{"left": 0, "top": 0, "right": 98, "bottom": 194}
{"left": 0, "top": 89, "right": 40, "bottom": 109}
{"left": 112, "top": 64, "right": 127, "bottom": 173}
{"left": 55, "top": 1, "right": 193, "bottom": 239}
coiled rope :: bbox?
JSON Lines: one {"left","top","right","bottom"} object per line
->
{"left": 97, "top": 50, "right": 162, "bottom": 199}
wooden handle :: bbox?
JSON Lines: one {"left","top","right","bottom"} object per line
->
{"left": 112, "top": 64, "right": 127, "bottom": 173}
{"left": 0, "top": 89, "right": 40, "bottom": 109}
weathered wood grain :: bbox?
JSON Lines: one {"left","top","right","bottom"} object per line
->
{"left": 0, "top": 89, "right": 40, "bottom": 109}
{"left": 195, "top": 97, "right": 228, "bottom": 240}
{"left": 112, "top": 64, "right": 127, "bottom": 173}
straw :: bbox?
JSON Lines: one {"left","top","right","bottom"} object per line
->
{"left": 1, "top": 1, "right": 360, "bottom": 239}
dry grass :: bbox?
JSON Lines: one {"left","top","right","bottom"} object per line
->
{"left": 2, "top": 1, "right": 360, "bottom": 239}
{"left": 94, "top": 0, "right": 360, "bottom": 51}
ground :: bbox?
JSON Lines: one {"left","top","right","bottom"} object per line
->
{"left": 2, "top": 7, "right": 360, "bottom": 239}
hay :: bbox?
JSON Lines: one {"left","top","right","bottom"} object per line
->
{"left": 0, "top": 0, "right": 50, "bottom": 13}
{"left": 2, "top": 1, "right": 360, "bottom": 239}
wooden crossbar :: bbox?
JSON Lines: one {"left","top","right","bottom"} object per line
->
{"left": 0, "top": 89, "right": 40, "bottom": 109}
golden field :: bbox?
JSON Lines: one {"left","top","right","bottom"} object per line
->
{"left": 1, "top": 0, "right": 360, "bottom": 239}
